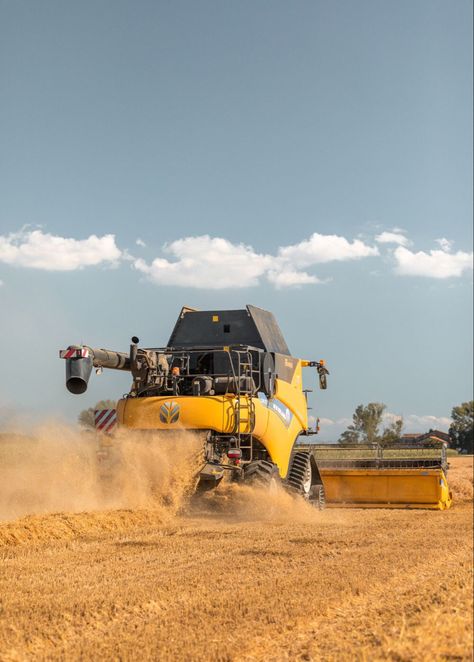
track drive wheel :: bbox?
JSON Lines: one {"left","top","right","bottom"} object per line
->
{"left": 243, "top": 460, "right": 281, "bottom": 492}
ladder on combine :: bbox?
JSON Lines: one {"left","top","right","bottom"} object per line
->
{"left": 232, "top": 348, "right": 258, "bottom": 462}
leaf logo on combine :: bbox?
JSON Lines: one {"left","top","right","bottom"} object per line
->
{"left": 159, "top": 401, "right": 180, "bottom": 424}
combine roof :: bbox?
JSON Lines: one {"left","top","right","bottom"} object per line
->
{"left": 167, "top": 305, "right": 291, "bottom": 355}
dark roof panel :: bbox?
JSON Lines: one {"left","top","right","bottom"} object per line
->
{"left": 246, "top": 305, "right": 290, "bottom": 355}
{"left": 167, "top": 305, "right": 291, "bottom": 355}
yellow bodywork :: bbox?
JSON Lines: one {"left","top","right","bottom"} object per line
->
{"left": 115, "top": 354, "right": 452, "bottom": 510}
{"left": 117, "top": 364, "right": 308, "bottom": 479}
{"left": 320, "top": 468, "right": 452, "bottom": 510}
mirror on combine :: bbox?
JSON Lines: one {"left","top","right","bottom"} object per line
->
{"left": 316, "top": 360, "right": 329, "bottom": 390}
{"left": 319, "top": 372, "right": 327, "bottom": 390}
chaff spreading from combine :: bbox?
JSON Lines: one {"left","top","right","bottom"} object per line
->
{"left": 0, "top": 425, "right": 203, "bottom": 522}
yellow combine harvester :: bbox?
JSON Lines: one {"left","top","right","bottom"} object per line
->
{"left": 60, "top": 305, "right": 452, "bottom": 510}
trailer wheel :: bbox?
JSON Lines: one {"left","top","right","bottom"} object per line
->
{"left": 244, "top": 460, "right": 280, "bottom": 490}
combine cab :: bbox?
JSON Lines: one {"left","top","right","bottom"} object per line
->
{"left": 60, "top": 305, "right": 452, "bottom": 510}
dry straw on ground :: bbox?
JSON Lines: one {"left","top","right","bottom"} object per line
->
{"left": 0, "top": 430, "right": 472, "bottom": 661}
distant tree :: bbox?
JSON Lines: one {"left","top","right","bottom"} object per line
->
{"left": 78, "top": 400, "right": 117, "bottom": 429}
{"left": 338, "top": 402, "right": 403, "bottom": 446}
{"left": 338, "top": 428, "right": 360, "bottom": 445}
{"left": 449, "top": 401, "right": 474, "bottom": 453}
{"left": 380, "top": 417, "right": 404, "bottom": 447}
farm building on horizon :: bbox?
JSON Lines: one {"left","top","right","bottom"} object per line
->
{"left": 400, "top": 429, "right": 451, "bottom": 445}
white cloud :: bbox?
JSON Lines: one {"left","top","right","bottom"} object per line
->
{"left": 134, "top": 233, "right": 379, "bottom": 290}
{"left": 394, "top": 245, "right": 473, "bottom": 279}
{"left": 382, "top": 411, "right": 403, "bottom": 426}
{"left": 404, "top": 414, "right": 451, "bottom": 433}
{"left": 382, "top": 411, "right": 451, "bottom": 433}
{"left": 278, "top": 232, "right": 379, "bottom": 266}
{"left": 3, "top": 227, "right": 471, "bottom": 287}
{"left": 375, "top": 231, "right": 410, "bottom": 247}
{"left": 266, "top": 269, "right": 320, "bottom": 288}
{"left": 134, "top": 236, "right": 272, "bottom": 289}
{"left": 435, "top": 237, "right": 454, "bottom": 252}
{"left": 318, "top": 417, "right": 337, "bottom": 426}
{"left": 0, "top": 230, "right": 122, "bottom": 271}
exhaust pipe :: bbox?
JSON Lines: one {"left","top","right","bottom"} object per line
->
{"left": 65, "top": 354, "right": 93, "bottom": 394}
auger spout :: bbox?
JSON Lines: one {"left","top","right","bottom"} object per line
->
{"left": 60, "top": 346, "right": 130, "bottom": 394}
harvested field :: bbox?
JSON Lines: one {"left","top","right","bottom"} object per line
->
{"left": 0, "top": 448, "right": 472, "bottom": 660}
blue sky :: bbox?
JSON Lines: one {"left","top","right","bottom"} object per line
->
{"left": 0, "top": 0, "right": 472, "bottom": 439}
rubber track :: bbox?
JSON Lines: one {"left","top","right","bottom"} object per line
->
{"left": 286, "top": 451, "right": 311, "bottom": 493}
{"left": 314, "top": 484, "right": 326, "bottom": 510}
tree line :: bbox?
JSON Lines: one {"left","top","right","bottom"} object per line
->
{"left": 337, "top": 400, "right": 473, "bottom": 453}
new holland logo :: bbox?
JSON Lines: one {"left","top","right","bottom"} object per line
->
{"left": 159, "top": 401, "right": 180, "bottom": 424}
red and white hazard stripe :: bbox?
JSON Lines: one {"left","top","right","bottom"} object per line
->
{"left": 59, "top": 347, "right": 90, "bottom": 359}
{"left": 94, "top": 409, "right": 117, "bottom": 434}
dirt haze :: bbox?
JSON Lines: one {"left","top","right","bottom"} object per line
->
{"left": 0, "top": 425, "right": 202, "bottom": 521}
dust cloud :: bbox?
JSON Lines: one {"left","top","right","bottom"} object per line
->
{"left": 0, "top": 423, "right": 203, "bottom": 522}
{"left": 0, "top": 422, "right": 320, "bottom": 527}
{"left": 193, "top": 480, "right": 320, "bottom": 525}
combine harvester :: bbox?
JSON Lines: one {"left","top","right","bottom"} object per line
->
{"left": 60, "top": 305, "right": 452, "bottom": 510}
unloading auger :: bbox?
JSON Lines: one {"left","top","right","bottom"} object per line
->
{"left": 60, "top": 305, "right": 452, "bottom": 509}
